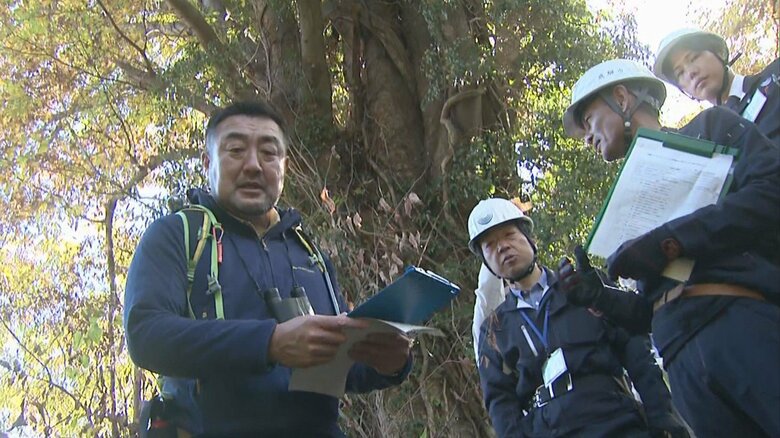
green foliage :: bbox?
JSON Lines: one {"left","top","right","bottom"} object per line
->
{"left": 696, "top": 0, "right": 779, "bottom": 73}
{"left": 0, "top": 231, "right": 133, "bottom": 436}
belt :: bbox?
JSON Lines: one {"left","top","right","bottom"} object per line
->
{"left": 530, "top": 374, "right": 623, "bottom": 410}
{"left": 654, "top": 283, "right": 766, "bottom": 311}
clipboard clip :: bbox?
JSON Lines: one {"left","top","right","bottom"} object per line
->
{"left": 407, "top": 266, "right": 459, "bottom": 293}
{"left": 662, "top": 137, "right": 716, "bottom": 158}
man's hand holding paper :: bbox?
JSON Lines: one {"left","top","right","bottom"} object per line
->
{"left": 269, "top": 314, "right": 370, "bottom": 368}
{"left": 288, "top": 318, "right": 436, "bottom": 397}
{"left": 349, "top": 330, "right": 412, "bottom": 376}
{"left": 287, "top": 266, "right": 458, "bottom": 397}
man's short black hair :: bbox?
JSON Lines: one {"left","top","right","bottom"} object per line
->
{"left": 205, "top": 101, "right": 291, "bottom": 156}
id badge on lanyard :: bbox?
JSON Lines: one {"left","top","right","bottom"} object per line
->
{"left": 520, "top": 309, "right": 569, "bottom": 385}
{"left": 542, "top": 347, "right": 568, "bottom": 387}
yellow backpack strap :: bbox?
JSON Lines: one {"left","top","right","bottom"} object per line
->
{"left": 293, "top": 226, "right": 340, "bottom": 314}
{"left": 176, "top": 205, "right": 225, "bottom": 320}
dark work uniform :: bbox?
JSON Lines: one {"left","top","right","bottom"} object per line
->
{"left": 591, "top": 64, "right": 780, "bottom": 336}
{"left": 726, "top": 58, "right": 780, "bottom": 146}
{"left": 653, "top": 107, "right": 780, "bottom": 438}
{"left": 601, "top": 107, "right": 780, "bottom": 437}
{"left": 478, "top": 268, "right": 680, "bottom": 438}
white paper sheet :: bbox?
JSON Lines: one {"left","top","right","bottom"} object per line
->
{"left": 588, "top": 136, "right": 733, "bottom": 261}
{"left": 288, "top": 319, "right": 443, "bottom": 398}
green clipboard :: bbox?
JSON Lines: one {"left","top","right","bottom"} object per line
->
{"left": 585, "top": 128, "right": 741, "bottom": 254}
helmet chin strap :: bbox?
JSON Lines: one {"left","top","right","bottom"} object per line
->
{"left": 598, "top": 86, "right": 656, "bottom": 146}
{"left": 716, "top": 52, "right": 742, "bottom": 105}
{"left": 506, "top": 254, "right": 538, "bottom": 283}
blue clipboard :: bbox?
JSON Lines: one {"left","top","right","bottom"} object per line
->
{"left": 348, "top": 266, "right": 460, "bottom": 325}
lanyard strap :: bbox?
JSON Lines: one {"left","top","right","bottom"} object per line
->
{"left": 520, "top": 308, "right": 549, "bottom": 350}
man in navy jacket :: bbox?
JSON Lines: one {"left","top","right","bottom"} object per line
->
{"left": 124, "top": 101, "right": 411, "bottom": 437}
{"left": 468, "top": 198, "right": 686, "bottom": 438}
{"left": 560, "top": 59, "right": 780, "bottom": 437}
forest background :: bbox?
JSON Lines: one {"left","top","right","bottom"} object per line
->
{"left": 1, "top": 0, "right": 777, "bottom": 436}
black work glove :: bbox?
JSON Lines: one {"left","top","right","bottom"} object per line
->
{"left": 558, "top": 245, "right": 604, "bottom": 307}
{"left": 607, "top": 226, "right": 680, "bottom": 281}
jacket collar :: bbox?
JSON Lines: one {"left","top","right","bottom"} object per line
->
{"left": 496, "top": 266, "right": 566, "bottom": 315}
{"left": 729, "top": 74, "right": 746, "bottom": 100}
{"left": 186, "top": 188, "right": 302, "bottom": 238}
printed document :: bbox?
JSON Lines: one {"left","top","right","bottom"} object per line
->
{"left": 588, "top": 136, "right": 733, "bottom": 261}
{"left": 289, "top": 319, "right": 442, "bottom": 397}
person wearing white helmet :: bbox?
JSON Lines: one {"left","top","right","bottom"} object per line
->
{"left": 468, "top": 197, "right": 685, "bottom": 438}
{"left": 470, "top": 198, "right": 529, "bottom": 361}
{"left": 654, "top": 28, "right": 779, "bottom": 145}
{"left": 560, "top": 58, "right": 780, "bottom": 437}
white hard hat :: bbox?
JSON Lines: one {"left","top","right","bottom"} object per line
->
{"left": 563, "top": 59, "right": 666, "bottom": 138}
{"left": 468, "top": 198, "right": 533, "bottom": 255}
{"left": 653, "top": 28, "right": 728, "bottom": 84}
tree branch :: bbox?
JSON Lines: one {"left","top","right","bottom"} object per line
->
{"left": 103, "top": 199, "right": 120, "bottom": 437}
{"left": 0, "top": 318, "right": 92, "bottom": 421}
{"left": 165, "top": 0, "right": 223, "bottom": 50}
{"left": 115, "top": 59, "right": 217, "bottom": 115}
{"left": 101, "top": 84, "right": 140, "bottom": 168}
{"left": 118, "top": 148, "right": 201, "bottom": 198}
{"left": 95, "top": 0, "right": 157, "bottom": 73}
{"left": 0, "top": 42, "right": 139, "bottom": 89}
{"left": 165, "top": 0, "right": 254, "bottom": 98}
{"left": 439, "top": 87, "right": 485, "bottom": 147}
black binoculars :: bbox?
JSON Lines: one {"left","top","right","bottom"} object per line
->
{"left": 263, "top": 286, "right": 314, "bottom": 322}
